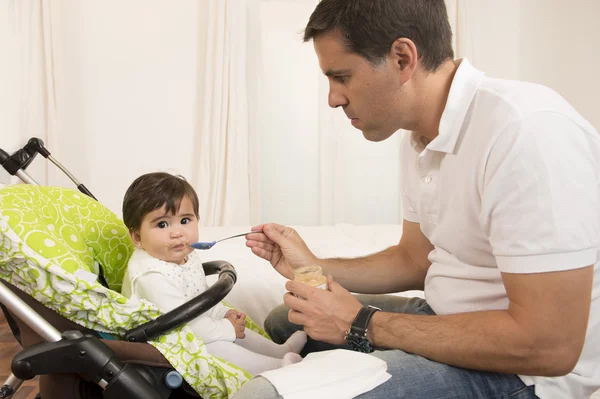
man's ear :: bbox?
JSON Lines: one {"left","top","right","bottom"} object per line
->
{"left": 388, "top": 37, "right": 418, "bottom": 82}
{"left": 129, "top": 229, "right": 143, "bottom": 248}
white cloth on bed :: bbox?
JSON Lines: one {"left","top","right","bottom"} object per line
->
{"left": 259, "top": 349, "right": 391, "bottom": 399}
{"left": 121, "top": 248, "right": 236, "bottom": 343}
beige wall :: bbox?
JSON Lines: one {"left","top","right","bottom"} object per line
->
{"left": 448, "top": 0, "right": 599, "bottom": 131}
{"left": 519, "top": 0, "right": 600, "bottom": 131}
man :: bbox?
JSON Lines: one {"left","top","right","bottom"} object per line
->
{"left": 238, "top": 0, "right": 600, "bottom": 397}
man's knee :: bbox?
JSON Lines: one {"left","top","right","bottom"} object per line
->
{"left": 234, "top": 377, "right": 281, "bottom": 399}
{"left": 264, "top": 303, "right": 303, "bottom": 344}
{"left": 358, "top": 350, "right": 530, "bottom": 399}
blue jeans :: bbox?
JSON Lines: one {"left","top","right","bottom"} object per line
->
{"left": 233, "top": 295, "right": 539, "bottom": 399}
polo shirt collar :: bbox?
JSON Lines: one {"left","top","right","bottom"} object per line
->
{"left": 423, "top": 58, "right": 485, "bottom": 154}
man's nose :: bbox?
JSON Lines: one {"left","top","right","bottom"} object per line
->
{"left": 328, "top": 87, "right": 348, "bottom": 109}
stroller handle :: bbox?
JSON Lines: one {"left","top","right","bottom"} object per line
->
{"left": 1, "top": 138, "right": 98, "bottom": 200}
{"left": 0, "top": 147, "right": 41, "bottom": 185}
{"left": 124, "top": 260, "right": 237, "bottom": 343}
{"left": 0, "top": 148, "right": 9, "bottom": 164}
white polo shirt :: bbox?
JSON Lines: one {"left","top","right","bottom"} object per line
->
{"left": 400, "top": 59, "right": 600, "bottom": 398}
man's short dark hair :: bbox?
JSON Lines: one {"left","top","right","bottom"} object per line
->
{"left": 122, "top": 172, "right": 200, "bottom": 232}
{"left": 304, "top": 0, "right": 454, "bottom": 71}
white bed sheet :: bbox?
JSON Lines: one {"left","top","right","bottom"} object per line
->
{"left": 200, "top": 224, "right": 424, "bottom": 327}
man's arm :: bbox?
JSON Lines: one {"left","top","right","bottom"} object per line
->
{"left": 318, "top": 219, "right": 434, "bottom": 294}
{"left": 367, "top": 266, "right": 593, "bottom": 376}
{"left": 246, "top": 220, "right": 431, "bottom": 293}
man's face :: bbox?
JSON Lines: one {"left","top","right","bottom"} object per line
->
{"left": 314, "top": 32, "right": 408, "bottom": 142}
{"left": 131, "top": 195, "right": 199, "bottom": 264}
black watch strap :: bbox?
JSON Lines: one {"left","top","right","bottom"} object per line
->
{"left": 346, "top": 305, "right": 380, "bottom": 352}
{"left": 350, "top": 305, "right": 380, "bottom": 337}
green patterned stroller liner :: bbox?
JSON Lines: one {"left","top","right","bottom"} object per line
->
{"left": 0, "top": 184, "right": 269, "bottom": 398}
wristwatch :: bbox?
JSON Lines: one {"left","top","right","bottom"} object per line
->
{"left": 345, "top": 305, "right": 380, "bottom": 353}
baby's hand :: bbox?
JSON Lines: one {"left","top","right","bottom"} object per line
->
{"left": 237, "top": 311, "right": 246, "bottom": 323}
{"left": 225, "top": 312, "right": 246, "bottom": 339}
{"left": 225, "top": 309, "right": 246, "bottom": 321}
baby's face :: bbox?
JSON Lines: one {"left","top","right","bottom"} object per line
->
{"left": 133, "top": 195, "right": 199, "bottom": 264}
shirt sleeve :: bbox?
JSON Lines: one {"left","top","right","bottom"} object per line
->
{"left": 402, "top": 192, "right": 420, "bottom": 223}
{"left": 134, "top": 272, "right": 236, "bottom": 343}
{"left": 205, "top": 300, "right": 231, "bottom": 320}
{"left": 480, "top": 112, "right": 599, "bottom": 273}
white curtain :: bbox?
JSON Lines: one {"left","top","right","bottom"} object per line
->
{"left": 193, "top": 0, "right": 262, "bottom": 227}
{"left": 0, "top": 0, "right": 60, "bottom": 185}
{"left": 445, "top": 0, "right": 474, "bottom": 62}
{"left": 2, "top": 0, "right": 261, "bottom": 223}
{"left": 445, "top": 0, "right": 521, "bottom": 79}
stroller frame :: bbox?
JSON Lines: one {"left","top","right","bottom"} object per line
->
{"left": 0, "top": 139, "right": 238, "bottom": 399}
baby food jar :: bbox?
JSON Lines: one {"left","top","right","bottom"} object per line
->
{"left": 293, "top": 265, "right": 327, "bottom": 290}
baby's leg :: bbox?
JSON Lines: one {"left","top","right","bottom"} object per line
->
{"left": 235, "top": 329, "right": 307, "bottom": 358}
{"left": 205, "top": 341, "right": 301, "bottom": 375}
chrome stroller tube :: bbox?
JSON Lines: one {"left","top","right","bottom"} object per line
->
{"left": 23, "top": 138, "right": 97, "bottom": 200}
{"left": 0, "top": 283, "right": 62, "bottom": 342}
{"left": 0, "top": 282, "right": 63, "bottom": 398}
{"left": 23, "top": 138, "right": 83, "bottom": 186}
{"left": 14, "top": 170, "right": 40, "bottom": 185}
{"left": 0, "top": 148, "right": 41, "bottom": 398}
{"left": 48, "top": 154, "right": 81, "bottom": 185}
{"left": 0, "top": 374, "right": 22, "bottom": 399}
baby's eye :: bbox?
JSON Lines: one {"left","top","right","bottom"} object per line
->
{"left": 157, "top": 221, "right": 168, "bottom": 229}
{"left": 181, "top": 217, "right": 191, "bottom": 225}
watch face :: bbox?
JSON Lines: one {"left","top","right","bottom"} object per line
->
{"left": 346, "top": 332, "right": 373, "bottom": 353}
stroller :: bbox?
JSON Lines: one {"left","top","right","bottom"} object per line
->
{"left": 0, "top": 139, "right": 266, "bottom": 399}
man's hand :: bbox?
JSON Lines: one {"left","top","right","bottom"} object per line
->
{"left": 284, "top": 276, "right": 363, "bottom": 344}
{"left": 225, "top": 310, "right": 246, "bottom": 339}
{"left": 245, "top": 223, "right": 319, "bottom": 280}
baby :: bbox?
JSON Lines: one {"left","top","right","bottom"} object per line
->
{"left": 120, "top": 172, "right": 306, "bottom": 375}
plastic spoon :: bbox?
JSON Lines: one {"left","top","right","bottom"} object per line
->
{"left": 189, "top": 232, "right": 252, "bottom": 250}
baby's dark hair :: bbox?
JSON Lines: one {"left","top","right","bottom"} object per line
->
{"left": 122, "top": 172, "right": 200, "bottom": 232}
